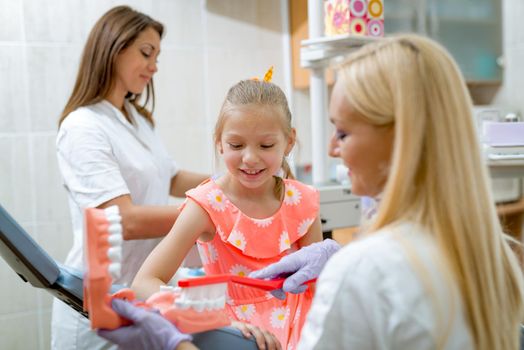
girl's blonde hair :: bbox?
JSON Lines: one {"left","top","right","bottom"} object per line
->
{"left": 214, "top": 79, "right": 295, "bottom": 199}
{"left": 59, "top": 6, "right": 163, "bottom": 126}
{"left": 338, "top": 34, "right": 524, "bottom": 349}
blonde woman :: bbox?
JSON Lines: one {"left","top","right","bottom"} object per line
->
{"left": 98, "top": 34, "right": 524, "bottom": 350}
{"left": 255, "top": 34, "right": 524, "bottom": 349}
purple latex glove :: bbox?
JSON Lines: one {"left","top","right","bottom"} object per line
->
{"left": 97, "top": 299, "right": 193, "bottom": 350}
{"left": 250, "top": 239, "right": 341, "bottom": 300}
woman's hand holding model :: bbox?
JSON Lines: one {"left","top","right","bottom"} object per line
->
{"left": 249, "top": 239, "right": 341, "bottom": 299}
{"left": 97, "top": 299, "right": 194, "bottom": 350}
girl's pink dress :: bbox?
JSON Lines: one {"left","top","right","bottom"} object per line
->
{"left": 185, "top": 178, "right": 319, "bottom": 350}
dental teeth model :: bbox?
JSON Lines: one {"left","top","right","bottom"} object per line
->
{"left": 83, "top": 206, "right": 230, "bottom": 333}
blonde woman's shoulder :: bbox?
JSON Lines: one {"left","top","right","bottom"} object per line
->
{"left": 304, "top": 222, "right": 473, "bottom": 349}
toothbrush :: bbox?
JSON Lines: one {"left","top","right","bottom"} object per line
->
{"left": 231, "top": 275, "right": 317, "bottom": 291}
{"left": 177, "top": 274, "right": 317, "bottom": 292}
{"left": 83, "top": 206, "right": 231, "bottom": 333}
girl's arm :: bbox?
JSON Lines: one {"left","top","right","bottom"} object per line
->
{"left": 298, "top": 215, "right": 323, "bottom": 248}
{"left": 131, "top": 200, "right": 215, "bottom": 299}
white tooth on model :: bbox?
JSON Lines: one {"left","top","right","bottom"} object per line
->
{"left": 108, "top": 232, "right": 123, "bottom": 246}
{"left": 104, "top": 206, "right": 120, "bottom": 216}
{"left": 103, "top": 205, "right": 123, "bottom": 282}
{"left": 107, "top": 246, "right": 122, "bottom": 262}
{"left": 108, "top": 223, "right": 122, "bottom": 234}
{"left": 175, "top": 283, "right": 227, "bottom": 311}
{"left": 108, "top": 262, "right": 121, "bottom": 279}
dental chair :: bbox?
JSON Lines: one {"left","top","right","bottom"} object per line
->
{"left": 0, "top": 204, "right": 257, "bottom": 350}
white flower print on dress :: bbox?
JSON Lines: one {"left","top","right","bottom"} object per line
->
{"left": 196, "top": 244, "right": 209, "bottom": 265}
{"left": 230, "top": 264, "right": 251, "bottom": 277}
{"left": 207, "top": 243, "right": 218, "bottom": 263}
{"left": 298, "top": 218, "right": 314, "bottom": 236}
{"left": 279, "top": 231, "right": 291, "bottom": 252}
{"left": 227, "top": 230, "right": 246, "bottom": 251}
{"left": 283, "top": 184, "right": 302, "bottom": 206}
{"left": 270, "top": 306, "right": 290, "bottom": 329}
{"left": 234, "top": 304, "right": 256, "bottom": 321}
{"left": 207, "top": 188, "right": 227, "bottom": 212}
{"left": 265, "top": 292, "right": 274, "bottom": 300}
{"left": 252, "top": 217, "right": 273, "bottom": 228}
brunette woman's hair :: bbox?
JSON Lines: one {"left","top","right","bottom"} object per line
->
{"left": 59, "top": 5, "right": 163, "bottom": 126}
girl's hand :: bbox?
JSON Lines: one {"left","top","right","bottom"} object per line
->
{"left": 231, "top": 321, "right": 282, "bottom": 350}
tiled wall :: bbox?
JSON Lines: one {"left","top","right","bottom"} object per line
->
{"left": 0, "top": 1, "right": 286, "bottom": 348}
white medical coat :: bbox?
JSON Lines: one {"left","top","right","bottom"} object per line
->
{"left": 51, "top": 100, "right": 178, "bottom": 350}
{"left": 299, "top": 222, "right": 474, "bottom": 350}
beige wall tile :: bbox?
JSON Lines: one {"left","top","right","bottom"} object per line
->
{"left": 0, "top": 258, "right": 39, "bottom": 314}
{"left": 0, "top": 0, "right": 23, "bottom": 42}
{"left": 26, "top": 46, "right": 79, "bottom": 132}
{"left": 39, "top": 309, "right": 52, "bottom": 350}
{"left": 32, "top": 134, "right": 70, "bottom": 222}
{"left": 0, "top": 46, "right": 30, "bottom": 133}
{"left": 0, "top": 313, "right": 40, "bottom": 349}
{"left": 23, "top": 0, "right": 84, "bottom": 43}
{"left": 151, "top": 0, "right": 204, "bottom": 48}
{"left": 155, "top": 48, "right": 207, "bottom": 128}
{"left": 0, "top": 137, "right": 34, "bottom": 222}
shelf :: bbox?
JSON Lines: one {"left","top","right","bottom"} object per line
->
{"left": 488, "top": 160, "right": 524, "bottom": 178}
{"left": 300, "top": 34, "right": 380, "bottom": 68}
{"left": 496, "top": 197, "right": 524, "bottom": 217}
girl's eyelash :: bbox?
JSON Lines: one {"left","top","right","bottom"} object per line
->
{"left": 261, "top": 144, "right": 274, "bottom": 149}
{"left": 228, "top": 143, "right": 242, "bottom": 149}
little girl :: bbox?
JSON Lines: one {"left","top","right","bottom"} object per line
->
{"left": 132, "top": 75, "right": 323, "bottom": 349}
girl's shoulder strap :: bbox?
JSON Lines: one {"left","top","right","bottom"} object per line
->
{"left": 185, "top": 178, "right": 235, "bottom": 229}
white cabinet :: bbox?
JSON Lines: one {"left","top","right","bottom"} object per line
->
{"left": 384, "top": 0, "right": 503, "bottom": 82}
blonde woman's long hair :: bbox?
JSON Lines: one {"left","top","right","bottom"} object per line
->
{"left": 338, "top": 34, "right": 524, "bottom": 349}
{"left": 58, "top": 6, "right": 163, "bottom": 127}
{"left": 214, "top": 79, "right": 295, "bottom": 200}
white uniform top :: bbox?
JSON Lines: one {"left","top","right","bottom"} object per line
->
{"left": 52, "top": 100, "right": 178, "bottom": 350}
{"left": 299, "top": 222, "right": 474, "bottom": 350}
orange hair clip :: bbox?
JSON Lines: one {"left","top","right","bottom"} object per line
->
{"left": 251, "top": 66, "right": 274, "bottom": 82}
